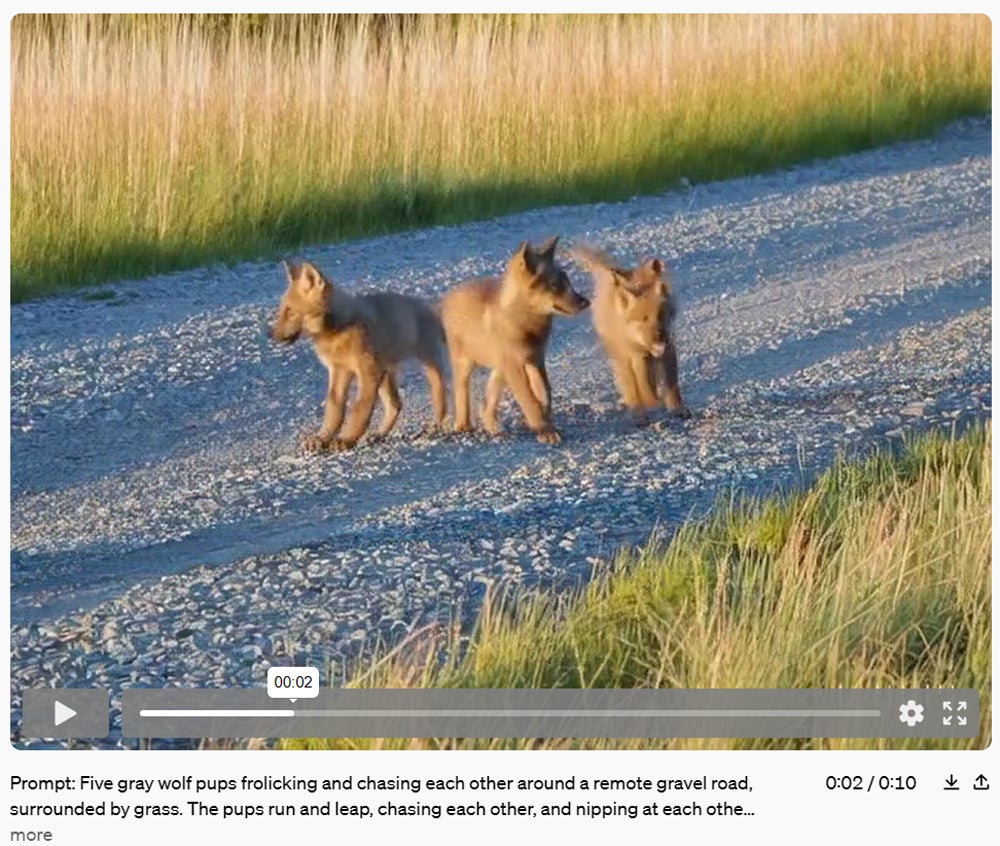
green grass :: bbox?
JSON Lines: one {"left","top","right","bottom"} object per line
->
{"left": 283, "top": 423, "right": 992, "bottom": 750}
{"left": 11, "top": 14, "right": 992, "bottom": 301}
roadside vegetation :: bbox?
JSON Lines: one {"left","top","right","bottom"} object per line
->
{"left": 11, "top": 13, "right": 991, "bottom": 300}
{"left": 284, "top": 423, "right": 992, "bottom": 750}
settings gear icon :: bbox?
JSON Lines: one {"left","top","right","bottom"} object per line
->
{"left": 899, "top": 700, "right": 925, "bottom": 727}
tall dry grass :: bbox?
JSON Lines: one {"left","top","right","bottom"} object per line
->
{"left": 11, "top": 14, "right": 991, "bottom": 299}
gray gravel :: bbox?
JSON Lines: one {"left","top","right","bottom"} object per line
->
{"left": 9, "top": 117, "right": 992, "bottom": 747}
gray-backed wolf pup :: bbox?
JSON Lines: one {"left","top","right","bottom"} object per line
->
{"left": 269, "top": 260, "right": 448, "bottom": 451}
{"left": 572, "top": 243, "right": 690, "bottom": 421}
{"left": 440, "top": 237, "right": 590, "bottom": 444}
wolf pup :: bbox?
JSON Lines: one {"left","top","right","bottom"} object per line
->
{"left": 270, "top": 260, "right": 448, "bottom": 451}
{"left": 440, "top": 236, "right": 589, "bottom": 444}
{"left": 573, "top": 243, "right": 690, "bottom": 421}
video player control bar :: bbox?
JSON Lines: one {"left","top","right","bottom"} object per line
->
{"left": 121, "top": 689, "right": 979, "bottom": 739}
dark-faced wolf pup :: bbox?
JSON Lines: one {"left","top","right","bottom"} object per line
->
{"left": 440, "top": 237, "right": 590, "bottom": 443}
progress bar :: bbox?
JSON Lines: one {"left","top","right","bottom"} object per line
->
{"left": 123, "top": 688, "right": 978, "bottom": 739}
{"left": 141, "top": 710, "right": 296, "bottom": 718}
{"left": 140, "top": 708, "right": 881, "bottom": 719}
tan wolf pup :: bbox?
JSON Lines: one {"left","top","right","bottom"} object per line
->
{"left": 269, "top": 260, "right": 448, "bottom": 451}
{"left": 440, "top": 237, "right": 590, "bottom": 444}
{"left": 572, "top": 243, "right": 690, "bottom": 421}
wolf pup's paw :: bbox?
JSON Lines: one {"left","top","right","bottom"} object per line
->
{"left": 329, "top": 437, "right": 357, "bottom": 452}
{"left": 420, "top": 419, "right": 449, "bottom": 438}
{"left": 630, "top": 410, "right": 651, "bottom": 427}
{"left": 669, "top": 404, "right": 693, "bottom": 420}
{"left": 536, "top": 427, "right": 562, "bottom": 445}
{"left": 482, "top": 416, "right": 502, "bottom": 437}
{"left": 301, "top": 433, "right": 329, "bottom": 453}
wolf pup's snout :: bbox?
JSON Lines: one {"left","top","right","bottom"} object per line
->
{"left": 267, "top": 320, "right": 299, "bottom": 345}
{"left": 552, "top": 275, "right": 590, "bottom": 316}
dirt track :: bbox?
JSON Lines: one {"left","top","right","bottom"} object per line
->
{"left": 9, "top": 118, "right": 991, "bottom": 745}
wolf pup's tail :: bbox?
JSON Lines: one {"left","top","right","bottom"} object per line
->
{"left": 568, "top": 242, "right": 621, "bottom": 274}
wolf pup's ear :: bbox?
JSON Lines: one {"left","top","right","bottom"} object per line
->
{"left": 298, "top": 261, "right": 328, "bottom": 291}
{"left": 282, "top": 259, "right": 300, "bottom": 283}
{"left": 537, "top": 235, "right": 559, "bottom": 257}
{"left": 611, "top": 270, "right": 639, "bottom": 304}
{"left": 648, "top": 258, "right": 673, "bottom": 297}
{"left": 640, "top": 258, "right": 663, "bottom": 278}
{"left": 614, "top": 284, "right": 639, "bottom": 312}
{"left": 511, "top": 241, "right": 536, "bottom": 274}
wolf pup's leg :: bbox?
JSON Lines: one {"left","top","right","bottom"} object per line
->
{"left": 630, "top": 355, "right": 660, "bottom": 409}
{"left": 525, "top": 360, "right": 551, "bottom": 419}
{"left": 653, "top": 339, "right": 691, "bottom": 419}
{"left": 303, "top": 365, "right": 352, "bottom": 452}
{"left": 503, "top": 359, "right": 560, "bottom": 444}
{"left": 375, "top": 370, "right": 403, "bottom": 438}
{"left": 481, "top": 369, "right": 505, "bottom": 435}
{"left": 451, "top": 353, "right": 475, "bottom": 433}
{"left": 333, "top": 360, "right": 383, "bottom": 449}
{"left": 418, "top": 315, "right": 449, "bottom": 430}
{"left": 422, "top": 359, "right": 448, "bottom": 429}
{"left": 609, "top": 356, "right": 642, "bottom": 415}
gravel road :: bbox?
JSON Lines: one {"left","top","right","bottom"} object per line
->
{"left": 9, "top": 118, "right": 992, "bottom": 746}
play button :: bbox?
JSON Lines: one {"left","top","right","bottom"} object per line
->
{"left": 53, "top": 700, "right": 77, "bottom": 726}
{"left": 22, "top": 689, "right": 109, "bottom": 739}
